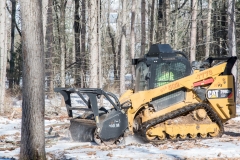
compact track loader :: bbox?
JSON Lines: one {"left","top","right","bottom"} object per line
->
{"left": 55, "top": 44, "right": 237, "bottom": 145}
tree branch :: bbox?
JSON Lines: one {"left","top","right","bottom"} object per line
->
{"left": 171, "top": 0, "right": 188, "bottom": 13}
{"left": 6, "top": 3, "right": 12, "bottom": 14}
{"left": 6, "top": 3, "right": 22, "bottom": 36}
{"left": 15, "top": 23, "right": 22, "bottom": 37}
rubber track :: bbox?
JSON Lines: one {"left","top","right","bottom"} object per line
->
{"left": 139, "top": 103, "right": 224, "bottom": 144}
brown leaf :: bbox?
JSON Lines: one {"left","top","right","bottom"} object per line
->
{"left": 0, "top": 147, "right": 16, "bottom": 151}
{"left": 87, "top": 151, "right": 96, "bottom": 155}
{"left": 106, "top": 153, "right": 113, "bottom": 157}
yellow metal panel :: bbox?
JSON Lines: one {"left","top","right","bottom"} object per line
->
{"left": 207, "top": 75, "right": 236, "bottom": 120}
{"left": 121, "top": 62, "right": 231, "bottom": 132}
{"left": 128, "top": 62, "right": 227, "bottom": 115}
{"left": 119, "top": 89, "right": 133, "bottom": 103}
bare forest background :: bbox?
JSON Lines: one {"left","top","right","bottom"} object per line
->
{"left": 0, "top": 0, "right": 239, "bottom": 158}
{"left": 0, "top": 0, "right": 240, "bottom": 110}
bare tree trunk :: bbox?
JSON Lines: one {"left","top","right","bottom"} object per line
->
{"left": 89, "top": 0, "right": 98, "bottom": 88}
{"left": 227, "top": 0, "right": 237, "bottom": 95}
{"left": 221, "top": 0, "right": 227, "bottom": 56}
{"left": 53, "top": 0, "right": 60, "bottom": 53}
{"left": 190, "top": 0, "right": 198, "bottom": 62}
{"left": 199, "top": 0, "right": 204, "bottom": 58}
{"left": 100, "top": 2, "right": 108, "bottom": 87}
{"left": 228, "top": 0, "right": 236, "bottom": 56}
{"left": 60, "top": 0, "right": 66, "bottom": 87}
{"left": 87, "top": 0, "right": 92, "bottom": 88}
{"left": 9, "top": 0, "right": 16, "bottom": 88}
{"left": 164, "top": 0, "right": 170, "bottom": 43}
{"left": 81, "top": 0, "right": 87, "bottom": 88}
{"left": 81, "top": 0, "right": 86, "bottom": 53}
{"left": 205, "top": 0, "right": 212, "bottom": 58}
{"left": 141, "top": 0, "right": 146, "bottom": 56}
{"left": 72, "top": 32, "right": 76, "bottom": 78}
{"left": 115, "top": 0, "right": 122, "bottom": 83}
{"left": 42, "top": 0, "right": 48, "bottom": 40}
{"left": 0, "top": 0, "right": 7, "bottom": 114}
{"left": 173, "top": 0, "right": 179, "bottom": 49}
{"left": 19, "top": 0, "right": 46, "bottom": 159}
{"left": 45, "top": 0, "right": 54, "bottom": 98}
{"left": 98, "top": 0, "right": 102, "bottom": 90}
{"left": 149, "top": 0, "right": 155, "bottom": 46}
{"left": 131, "top": 0, "right": 136, "bottom": 80}
{"left": 157, "top": 0, "right": 163, "bottom": 43}
{"left": 120, "top": 0, "right": 127, "bottom": 94}
{"left": 74, "top": 0, "right": 81, "bottom": 86}
{"left": 212, "top": 1, "right": 219, "bottom": 56}
{"left": 107, "top": 1, "right": 118, "bottom": 81}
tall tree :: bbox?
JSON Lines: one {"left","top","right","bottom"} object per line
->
{"left": 89, "top": 0, "right": 98, "bottom": 88}
{"left": 98, "top": 0, "right": 102, "bottom": 90}
{"left": 228, "top": 0, "right": 236, "bottom": 55}
{"left": 60, "top": 0, "right": 66, "bottom": 87}
{"left": 149, "top": 0, "right": 155, "bottom": 46}
{"left": 190, "top": 0, "right": 198, "bottom": 62}
{"left": 164, "top": 0, "right": 170, "bottom": 43}
{"left": 120, "top": 0, "right": 127, "bottom": 94}
{"left": 141, "top": 0, "right": 146, "bottom": 56}
{"left": 157, "top": 0, "right": 164, "bottom": 43}
{"left": 212, "top": 1, "right": 219, "bottom": 56}
{"left": 107, "top": 1, "right": 119, "bottom": 81}
{"left": 19, "top": 0, "right": 46, "bottom": 159}
{"left": 74, "top": 0, "right": 81, "bottom": 86}
{"left": 0, "top": 0, "right": 7, "bottom": 113}
{"left": 173, "top": 0, "right": 179, "bottom": 49}
{"left": 131, "top": 0, "right": 136, "bottom": 80}
{"left": 9, "top": 0, "right": 17, "bottom": 88}
{"left": 220, "top": 0, "right": 228, "bottom": 56}
{"left": 45, "top": 0, "right": 54, "bottom": 98}
{"left": 81, "top": 0, "right": 87, "bottom": 88}
{"left": 115, "top": 0, "right": 122, "bottom": 83}
{"left": 227, "top": 0, "right": 237, "bottom": 89}
{"left": 42, "top": 0, "right": 48, "bottom": 40}
{"left": 205, "top": 0, "right": 212, "bottom": 58}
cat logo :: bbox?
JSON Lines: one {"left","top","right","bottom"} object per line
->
{"left": 207, "top": 90, "right": 219, "bottom": 99}
{"left": 207, "top": 89, "right": 232, "bottom": 99}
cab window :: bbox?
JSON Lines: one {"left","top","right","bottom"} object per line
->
{"left": 135, "top": 62, "right": 149, "bottom": 92}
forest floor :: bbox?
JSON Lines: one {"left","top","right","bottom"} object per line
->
{"left": 0, "top": 96, "right": 240, "bottom": 160}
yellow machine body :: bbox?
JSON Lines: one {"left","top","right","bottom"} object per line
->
{"left": 56, "top": 44, "right": 237, "bottom": 144}
{"left": 119, "top": 58, "right": 236, "bottom": 141}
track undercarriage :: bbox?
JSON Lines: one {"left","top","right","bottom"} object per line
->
{"left": 136, "top": 103, "right": 223, "bottom": 144}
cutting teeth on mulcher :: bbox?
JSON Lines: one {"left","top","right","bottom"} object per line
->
{"left": 54, "top": 88, "right": 129, "bottom": 145}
